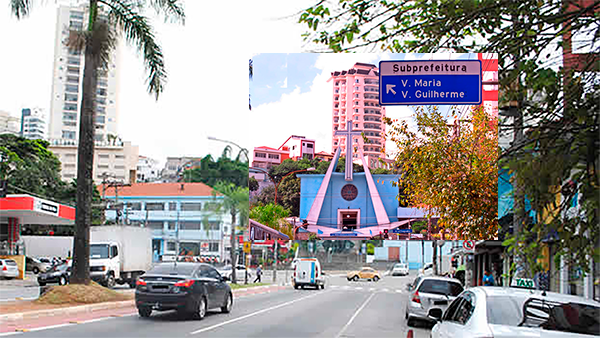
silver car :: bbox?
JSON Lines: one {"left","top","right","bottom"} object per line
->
{"left": 0, "top": 259, "right": 20, "bottom": 279}
{"left": 429, "top": 286, "right": 600, "bottom": 338}
{"left": 405, "top": 275, "right": 463, "bottom": 326}
{"left": 26, "top": 256, "right": 52, "bottom": 274}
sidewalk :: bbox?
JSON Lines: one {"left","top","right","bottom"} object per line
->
{"left": 0, "top": 283, "right": 288, "bottom": 325}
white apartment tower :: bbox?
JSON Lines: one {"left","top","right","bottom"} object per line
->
{"left": 331, "top": 63, "right": 387, "bottom": 164}
{"left": 20, "top": 108, "right": 48, "bottom": 140}
{"left": 48, "top": 4, "right": 120, "bottom": 143}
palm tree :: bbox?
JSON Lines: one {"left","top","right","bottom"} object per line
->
{"left": 214, "top": 182, "right": 249, "bottom": 284}
{"left": 10, "top": 0, "right": 184, "bottom": 285}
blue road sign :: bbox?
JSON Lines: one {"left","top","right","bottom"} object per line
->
{"left": 390, "top": 228, "right": 412, "bottom": 234}
{"left": 379, "top": 60, "right": 482, "bottom": 105}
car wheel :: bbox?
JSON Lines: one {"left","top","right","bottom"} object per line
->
{"left": 59, "top": 276, "right": 67, "bottom": 285}
{"left": 196, "top": 296, "right": 207, "bottom": 320}
{"left": 38, "top": 281, "right": 46, "bottom": 286}
{"left": 138, "top": 306, "right": 152, "bottom": 318}
{"left": 405, "top": 311, "right": 408, "bottom": 319}
{"left": 407, "top": 317, "right": 414, "bottom": 327}
{"left": 321, "top": 284, "right": 325, "bottom": 290}
{"left": 221, "top": 293, "right": 233, "bottom": 313}
{"left": 105, "top": 274, "right": 116, "bottom": 288}
{"left": 294, "top": 284, "right": 299, "bottom": 289}
{"left": 352, "top": 275, "right": 359, "bottom": 282}
{"left": 373, "top": 276, "right": 380, "bottom": 282}
{"left": 33, "top": 267, "right": 40, "bottom": 274}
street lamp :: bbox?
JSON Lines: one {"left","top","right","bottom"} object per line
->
{"left": 207, "top": 136, "right": 249, "bottom": 162}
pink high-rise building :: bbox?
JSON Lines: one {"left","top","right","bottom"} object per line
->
{"left": 331, "top": 63, "right": 387, "bottom": 166}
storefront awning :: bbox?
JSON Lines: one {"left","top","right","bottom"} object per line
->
{"left": 0, "top": 194, "right": 75, "bottom": 225}
{"left": 249, "top": 219, "right": 290, "bottom": 241}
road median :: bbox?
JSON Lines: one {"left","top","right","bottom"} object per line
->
{"left": 0, "top": 283, "right": 287, "bottom": 324}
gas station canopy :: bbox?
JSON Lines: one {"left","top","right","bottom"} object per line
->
{"left": 0, "top": 194, "right": 75, "bottom": 225}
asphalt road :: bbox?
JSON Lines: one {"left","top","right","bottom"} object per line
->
{"left": 4, "top": 270, "right": 433, "bottom": 338}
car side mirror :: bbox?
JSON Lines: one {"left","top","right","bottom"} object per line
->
{"left": 428, "top": 308, "right": 443, "bottom": 322}
{"left": 322, "top": 271, "right": 326, "bottom": 275}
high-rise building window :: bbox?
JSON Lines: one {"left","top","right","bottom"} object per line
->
{"left": 65, "top": 84, "right": 79, "bottom": 93}
{"left": 62, "top": 131, "right": 76, "bottom": 139}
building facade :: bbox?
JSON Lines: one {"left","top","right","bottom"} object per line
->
{"left": 20, "top": 108, "right": 47, "bottom": 140}
{"left": 49, "top": 138, "right": 138, "bottom": 184}
{"left": 279, "top": 135, "right": 315, "bottom": 161}
{"left": 251, "top": 146, "right": 288, "bottom": 170}
{"left": 48, "top": 4, "right": 119, "bottom": 143}
{"left": 331, "top": 63, "right": 387, "bottom": 164}
{"left": 160, "top": 157, "right": 203, "bottom": 182}
{"left": 137, "top": 155, "right": 160, "bottom": 183}
{"left": 0, "top": 111, "right": 20, "bottom": 136}
{"left": 102, "top": 183, "right": 233, "bottom": 262}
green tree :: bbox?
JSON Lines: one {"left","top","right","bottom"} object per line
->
{"left": 248, "top": 176, "right": 259, "bottom": 192}
{"left": 10, "top": 0, "right": 184, "bottom": 285}
{"left": 298, "top": 0, "right": 599, "bottom": 280}
{"left": 249, "top": 203, "right": 292, "bottom": 239}
{"left": 214, "top": 182, "right": 249, "bottom": 284}
{"left": 185, "top": 149, "right": 248, "bottom": 188}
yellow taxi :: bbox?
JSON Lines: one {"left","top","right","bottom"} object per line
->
{"left": 347, "top": 267, "right": 381, "bottom": 282}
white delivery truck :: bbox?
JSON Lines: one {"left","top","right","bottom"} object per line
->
{"left": 89, "top": 226, "right": 153, "bottom": 288}
{"left": 292, "top": 258, "right": 325, "bottom": 290}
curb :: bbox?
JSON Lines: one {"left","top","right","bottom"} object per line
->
{"left": 0, "top": 285, "right": 289, "bottom": 323}
{"left": 0, "top": 300, "right": 134, "bottom": 323}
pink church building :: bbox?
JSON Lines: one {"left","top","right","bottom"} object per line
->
{"left": 331, "top": 63, "right": 387, "bottom": 167}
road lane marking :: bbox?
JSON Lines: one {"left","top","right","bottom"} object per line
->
{"left": 355, "top": 287, "right": 362, "bottom": 290}
{"left": 370, "top": 288, "right": 376, "bottom": 291}
{"left": 190, "top": 291, "right": 326, "bottom": 335}
{"left": 382, "top": 288, "right": 389, "bottom": 292}
{"left": 0, "top": 332, "right": 22, "bottom": 336}
{"left": 396, "top": 289, "right": 403, "bottom": 293}
{"left": 335, "top": 292, "right": 376, "bottom": 338}
{"left": 27, "top": 323, "right": 73, "bottom": 332}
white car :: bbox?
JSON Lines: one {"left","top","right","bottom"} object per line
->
{"left": 429, "top": 286, "right": 600, "bottom": 338}
{"left": 0, "top": 259, "right": 20, "bottom": 279}
{"left": 392, "top": 263, "right": 409, "bottom": 276}
{"left": 420, "top": 262, "right": 434, "bottom": 276}
{"left": 217, "top": 264, "right": 254, "bottom": 282}
{"left": 293, "top": 258, "right": 325, "bottom": 289}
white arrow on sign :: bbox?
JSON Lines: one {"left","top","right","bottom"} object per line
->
{"left": 386, "top": 84, "right": 396, "bottom": 95}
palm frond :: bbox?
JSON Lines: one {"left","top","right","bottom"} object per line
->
{"left": 10, "top": 0, "right": 31, "bottom": 19}
{"left": 99, "top": 0, "right": 166, "bottom": 99}
{"left": 149, "top": 0, "right": 185, "bottom": 24}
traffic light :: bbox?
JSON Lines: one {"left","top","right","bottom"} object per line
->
{"left": 452, "top": 257, "right": 458, "bottom": 268}
{"left": 383, "top": 228, "right": 389, "bottom": 240}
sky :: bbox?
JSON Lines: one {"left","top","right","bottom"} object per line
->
{"left": 249, "top": 53, "right": 481, "bottom": 160}
{"left": 0, "top": 0, "right": 315, "bottom": 168}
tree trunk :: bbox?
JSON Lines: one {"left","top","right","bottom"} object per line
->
{"left": 71, "top": 10, "right": 98, "bottom": 284}
{"left": 230, "top": 207, "right": 237, "bottom": 283}
{"left": 432, "top": 240, "right": 438, "bottom": 276}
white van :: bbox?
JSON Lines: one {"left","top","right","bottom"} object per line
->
{"left": 293, "top": 258, "right": 325, "bottom": 290}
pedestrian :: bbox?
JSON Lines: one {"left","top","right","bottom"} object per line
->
{"left": 483, "top": 270, "right": 495, "bottom": 286}
{"left": 254, "top": 265, "right": 262, "bottom": 283}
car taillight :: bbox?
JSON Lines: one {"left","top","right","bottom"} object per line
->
{"left": 174, "top": 279, "right": 195, "bottom": 288}
{"left": 136, "top": 279, "right": 147, "bottom": 286}
{"left": 2, "top": 266, "right": 6, "bottom": 271}
{"left": 412, "top": 291, "right": 421, "bottom": 303}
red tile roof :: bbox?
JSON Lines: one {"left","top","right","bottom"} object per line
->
{"left": 99, "top": 182, "right": 220, "bottom": 197}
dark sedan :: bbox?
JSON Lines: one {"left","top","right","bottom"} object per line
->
{"left": 37, "top": 262, "right": 71, "bottom": 286}
{"left": 135, "top": 262, "right": 233, "bottom": 319}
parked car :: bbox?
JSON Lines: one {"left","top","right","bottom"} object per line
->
{"left": 135, "top": 262, "right": 233, "bottom": 319}
{"left": 293, "top": 258, "right": 325, "bottom": 289}
{"left": 26, "top": 256, "right": 52, "bottom": 274}
{"left": 37, "top": 261, "right": 71, "bottom": 286}
{"left": 216, "top": 264, "right": 254, "bottom": 282}
{"left": 392, "top": 263, "right": 409, "bottom": 276}
{"left": 405, "top": 276, "right": 464, "bottom": 326}
{"left": 0, "top": 259, "right": 19, "bottom": 279}
{"left": 347, "top": 267, "right": 382, "bottom": 282}
{"left": 429, "top": 286, "right": 600, "bottom": 338}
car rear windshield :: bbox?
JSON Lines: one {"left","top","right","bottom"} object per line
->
{"left": 418, "top": 279, "right": 463, "bottom": 296}
{"left": 486, "top": 296, "right": 600, "bottom": 336}
{"left": 5, "top": 260, "right": 17, "bottom": 266}
{"left": 147, "top": 264, "right": 196, "bottom": 276}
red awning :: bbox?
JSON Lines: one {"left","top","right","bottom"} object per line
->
{"left": 0, "top": 195, "right": 75, "bottom": 225}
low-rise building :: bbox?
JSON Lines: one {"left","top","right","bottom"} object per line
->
{"left": 49, "top": 138, "right": 139, "bottom": 184}
{"left": 0, "top": 111, "right": 20, "bottom": 136}
{"left": 137, "top": 155, "right": 160, "bottom": 183}
{"left": 160, "top": 156, "right": 202, "bottom": 182}
{"left": 251, "top": 146, "right": 288, "bottom": 170}
{"left": 101, "top": 182, "right": 233, "bottom": 262}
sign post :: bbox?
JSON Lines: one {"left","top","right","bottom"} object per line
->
{"left": 379, "top": 60, "right": 482, "bottom": 106}
{"left": 243, "top": 241, "right": 251, "bottom": 254}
